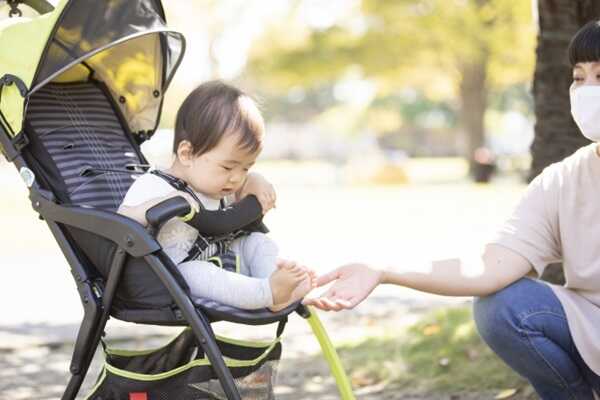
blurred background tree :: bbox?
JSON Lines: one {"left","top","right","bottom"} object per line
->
{"left": 247, "top": 0, "right": 535, "bottom": 169}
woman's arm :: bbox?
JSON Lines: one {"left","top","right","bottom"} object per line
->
{"left": 381, "top": 244, "right": 533, "bottom": 297}
{"left": 304, "top": 244, "right": 533, "bottom": 311}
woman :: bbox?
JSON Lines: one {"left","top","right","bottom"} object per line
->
{"left": 304, "top": 21, "right": 600, "bottom": 399}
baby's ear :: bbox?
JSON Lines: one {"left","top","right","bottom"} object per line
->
{"left": 176, "top": 140, "right": 194, "bottom": 166}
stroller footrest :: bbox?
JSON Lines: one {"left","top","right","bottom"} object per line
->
{"left": 194, "top": 298, "right": 301, "bottom": 325}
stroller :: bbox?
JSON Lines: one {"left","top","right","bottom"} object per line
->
{"left": 0, "top": 0, "right": 355, "bottom": 399}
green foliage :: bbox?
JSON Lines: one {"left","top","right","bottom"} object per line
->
{"left": 249, "top": 0, "right": 535, "bottom": 97}
{"left": 338, "top": 306, "right": 529, "bottom": 393}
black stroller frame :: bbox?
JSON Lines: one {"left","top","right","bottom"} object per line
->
{"left": 0, "top": 1, "right": 354, "bottom": 399}
{"left": 28, "top": 179, "right": 303, "bottom": 400}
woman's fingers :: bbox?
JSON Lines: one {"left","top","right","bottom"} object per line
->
{"left": 313, "top": 297, "right": 344, "bottom": 311}
{"left": 344, "top": 296, "right": 359, "bottom": 309}
{"left": 315, "top": 269, "right": 341, "bottom": 287}
{"left": 302, "top": 285, "right": 352, "bottom": 310}
{"left": 303, "top": 296, "right": 351, "bottom": 311}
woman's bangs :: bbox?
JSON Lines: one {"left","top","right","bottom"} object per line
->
{"left": 569, "top": 21, "right": 600, "bottom": 66}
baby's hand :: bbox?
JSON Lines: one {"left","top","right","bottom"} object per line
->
{"left": 239, "top": 172, "right": 276, "bottom": 214}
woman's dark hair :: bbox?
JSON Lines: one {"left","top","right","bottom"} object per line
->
{"left": 568, "top": 20, "right": 600, "bottom": 67}
{"left": 173, "top": 80, "right": 264, "bottom": 155}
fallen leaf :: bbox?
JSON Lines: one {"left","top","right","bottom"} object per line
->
{"left": 423, "top": 324, "right": 441, "bottom": 336}
{"left": 350, "top": 371, "right": 375, "bottom": 387}
{"left": 494, "top": 388, "right": 518, "bottom": 399}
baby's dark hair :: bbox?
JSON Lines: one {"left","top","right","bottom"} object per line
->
{"left": 568, "top": 20, "right": 600, "bottom": 67}
{"left": 173, "top": 80, "right": 264, "bottom": 155}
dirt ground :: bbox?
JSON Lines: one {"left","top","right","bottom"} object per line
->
{"left": 0, "top": 297, "right": 537, "bottom": 400}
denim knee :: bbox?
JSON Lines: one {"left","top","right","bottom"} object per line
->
{"left": 473, "top": 289, "right": 518, "bottom": 350}
{"left": 473, "top": 279, "right": 596, "bottom": 398}
{"left": 473, "top": 278, "right": 542, "bottom": 349}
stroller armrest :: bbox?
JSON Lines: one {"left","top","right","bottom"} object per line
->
{"left": 146, "top": 196, "right": 191, "bottom": 235}
{"left": 31, "top": 191, "right": 161, "bottom": 257}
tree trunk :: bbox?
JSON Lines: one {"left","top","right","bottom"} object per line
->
{"left": 532, "top": 0, "right": 600, "bottom": 284}
{"left": 530, "top": 0, "right": 600, "bottom": 181}
{"left": 459, "top": 59, "right": 488, "bottom": 171}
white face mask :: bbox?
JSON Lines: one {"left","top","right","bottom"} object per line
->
{"left": 570, "top": 84, "right": 600, "bottom": 141}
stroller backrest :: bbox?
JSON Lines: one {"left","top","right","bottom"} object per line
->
{"left": 23, "top": 81, "right": 182, "bottom": 314}
{"left": 25, "top": 81, "right": 144, "bottom": 210}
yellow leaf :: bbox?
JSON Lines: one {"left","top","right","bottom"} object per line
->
{"left": 494, "top": 388, "right": 518, "bottom": 399}
{"left": 350, "top": 371, "right": 375, "bottom": 387}
{"left": 423, "top": 324, "right": 441, "bottom": 336}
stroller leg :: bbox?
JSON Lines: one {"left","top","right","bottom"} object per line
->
{"left": 63, "top": 363, "right": 94, "bottom": 400}
{"left": 144, "top": 254, "right": 242, "bottom": 400}
{"left": 61, "top": 291, "right": 106, "bottom": 400}
{"left": 190, "top": 310, "right": 244, "bottom": 400}
{"left": 61, "top": 308, "right": 105, "bottom": 400}
{"left": 62, "top": 248, "right": 128, "bottom": 400}
{"left": 305, "top": 306, "right": 356, "bottom": 400}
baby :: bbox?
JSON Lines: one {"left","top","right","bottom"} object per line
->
{"left": 118, "top": 81, "right": 314, "bottom": 311}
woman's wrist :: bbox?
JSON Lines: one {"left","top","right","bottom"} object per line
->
{"left": 376, "top": 268, "right": 389, "bottom": 285}
{"left": 379, "top": 269, "right": 403, "bottom": 286}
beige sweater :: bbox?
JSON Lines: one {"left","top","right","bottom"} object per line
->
{"left": 492, "top": 142, "right": 600, "bottom": 375}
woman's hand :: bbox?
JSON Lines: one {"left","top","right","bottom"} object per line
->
{"left": 238, "top": 172, "right": 276, "bottom": 214}
{"left": 302, "top": 263, "right": 383, "bottom": 311}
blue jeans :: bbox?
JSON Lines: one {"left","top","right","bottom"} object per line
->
{"left": 474, "top": 278, "right": 600, "bottom": 399}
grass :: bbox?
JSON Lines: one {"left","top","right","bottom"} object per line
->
{"left": 337, "top": 306, "right": 533, "bottom": 397}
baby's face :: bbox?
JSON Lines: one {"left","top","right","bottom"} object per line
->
{"left": 186, "top": 132, "right": 259, "bottom": 199}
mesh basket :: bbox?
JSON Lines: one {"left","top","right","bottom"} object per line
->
{"left": 85, "top": 328, "right": 281, "bottom": 400}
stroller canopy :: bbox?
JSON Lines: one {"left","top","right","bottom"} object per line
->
{"left": 0, "top": 0, "right": 185, "bottom": 138}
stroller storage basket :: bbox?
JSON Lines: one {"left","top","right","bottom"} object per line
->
{"left": 86, "top": 328, "right": 282, "bottom": 400}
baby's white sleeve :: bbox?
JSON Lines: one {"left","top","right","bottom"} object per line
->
{"left": 121, "top": 174, "right": 173, "bottom": 207}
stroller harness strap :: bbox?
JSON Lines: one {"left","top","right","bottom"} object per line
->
{"left": 150, "top": 170, "right": 248, "bottom": 272}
